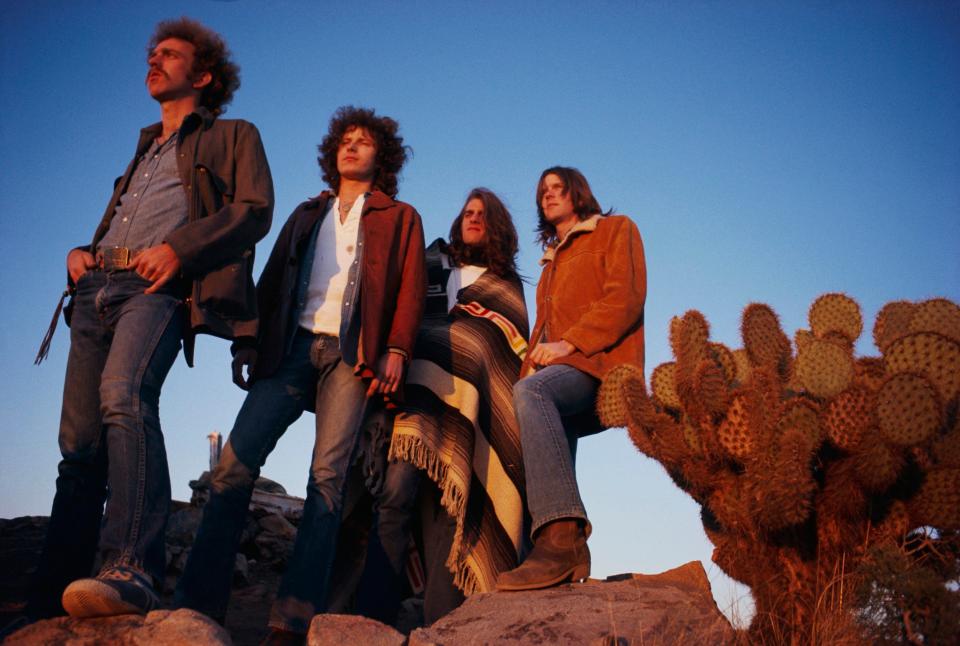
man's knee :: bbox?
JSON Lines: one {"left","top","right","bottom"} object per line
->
{"left": 306, "top": 462, "right": 348, "bottom": 514}
{"left": 513, "top": 374, "right": 542, "bottom": 409}
{"left": 99, "top": 376, "right": 136, "bottom": 430}
{"left": 379, "top": 462, "right": 420, "bottom": 516}
{"left": 210, "top": 442, "right": 257, "bottom": 494}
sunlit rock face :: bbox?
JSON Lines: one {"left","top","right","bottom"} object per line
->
{"left": 5, "top": 609, "right": 231, "bottom": 645}
{"left": 408, "top": 561, "right": 734, "bottom": 646}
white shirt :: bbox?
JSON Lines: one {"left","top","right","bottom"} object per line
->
{"left": 298, "top": 195, "right": 364, "bottom": 335}
{"left": 445, "top": 257, "right": 486, "bottom": 313}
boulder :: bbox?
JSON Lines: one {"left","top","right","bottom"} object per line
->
{"left": 408, "top": 561, "right": 734, "bottom": 645}
{"left": 258, "top": 513, "right": 297, "bottom": 540}
{"left": 307, "top": 613, "right": 406, "bottom": 646}
{"left": 5, "top": 608, "right": 231, "bottom": 645}
{"left": 166, "top": 506, "right": 204, "bottom": 544}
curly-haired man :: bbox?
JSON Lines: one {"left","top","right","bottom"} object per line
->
{"left": 23, "top": 18, "right": 274, "bottom": 621}
{"left": 175, "top": 106, "right": 426, "bottom": 642}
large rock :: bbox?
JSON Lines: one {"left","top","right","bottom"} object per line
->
{"left": 307, "top": 613, "right": 406, "bottom": 646}
{"left": 5, "top": 608, "right": 231, "bottom": 645}
{"left": 408, "top": 561, "right": 734, "bottom": 645}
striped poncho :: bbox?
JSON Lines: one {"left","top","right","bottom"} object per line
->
{"left": 390, "top": 242, "right": 530, "bottom": 594}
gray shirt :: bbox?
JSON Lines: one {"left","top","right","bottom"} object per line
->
{"left": 97, "top": 134, "right": 188, "bottom": 253}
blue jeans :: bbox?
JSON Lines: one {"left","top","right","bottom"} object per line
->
{"left": 513, "top": 364, "right": 598, "bottom": 537}
{"left": 29, "top": 270, "right": 183, "bottom": 615}
{"left": 176, "top": 329, "right": 369, "bottom": 633}
{"left": 351, "top": 459, "right": 420, "bottom": 625}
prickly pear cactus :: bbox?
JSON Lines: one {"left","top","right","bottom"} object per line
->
{"left": 597, "top": 294, "right": 960, "bottom": 642}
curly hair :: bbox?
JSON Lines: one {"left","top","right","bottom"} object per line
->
{"left": 534, "top": 166, "right": 611, "bottom": 247}
{"left": 447, "top": 188, "right": 519, "bottom": 278}
{"left": 148, "top": 17, "right": 240, "bottom": 116}
{"left": 317, "top": 106, "right": 409, "bottom": 198}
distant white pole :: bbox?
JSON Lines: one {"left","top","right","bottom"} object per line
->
{"left": 208, "top": 431, "right": 222, "bottom": 471}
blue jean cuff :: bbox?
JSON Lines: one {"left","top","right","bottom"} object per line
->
{"left": 531, "top": 511, "right": 591, "bottom": 540}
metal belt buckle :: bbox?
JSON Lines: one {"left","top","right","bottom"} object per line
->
{"left": 103, "top": 247, "right": 131, "bottom": 271}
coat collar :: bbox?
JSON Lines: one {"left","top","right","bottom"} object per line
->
{"left": 138, "top": 107, "right": 216, "bottom": 147}
{"left": 305, "top": 189, "right": 396, "bottom": 212}
{"left": 539, "top": 214, "right": 602, "bottom": 265}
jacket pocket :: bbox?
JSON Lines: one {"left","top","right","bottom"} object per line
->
{"left": 195, "top": 164, "right": 233, "bottom": 215}
{"left": 197, "top": 248, "right": 256, "bottom": 320}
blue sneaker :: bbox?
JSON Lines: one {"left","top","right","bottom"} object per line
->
{"left": 61, "top": 566, "right": 160, "bottom": 618}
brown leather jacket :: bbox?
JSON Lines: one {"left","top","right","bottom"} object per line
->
{"left": 522, "top": 214, "right": 646, "bottom": 380}
{"left": 87, "top": 108, "right": 274, "bottom": 366}
{"left": 248, "top": 190, "right": 426, "bottom": 383}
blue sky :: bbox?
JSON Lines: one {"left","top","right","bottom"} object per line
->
{"left": 2, "top": 0, "right": 958, "bottom": 623}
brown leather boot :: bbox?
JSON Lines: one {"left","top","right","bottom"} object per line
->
{"left": 495, "top": 519, "right": 590, "bottom": 591}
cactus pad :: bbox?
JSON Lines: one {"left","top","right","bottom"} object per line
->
{"left": 884, "top": 331, "right": 960, "bottom": 404}
{"left": 822, "top": 386, "right": 874, "bottom": 451}
{"left": 795, "top": 337, "right": 854, "bottom": 398}
{"left": 873, "top": 300, "right": 916, "bottom": 352}
{"left": 809, "top": 292, "right": 863, "bottom": 342}
{"left": 742, "top": 303, "right": 791, "bottom": 375}
{"left": 669, "top": 311, "right": 709, "bottom": 371}
{"left": 854, "top": 356, "right": 886, "bottom": 391}
{"left": 909, "top": 468, "right": 960, "bottom": 529}
{"left": 650, "top": 362, "right": 680, "bottom": 410}
{"left": 597, "top": 363, "right": 648, "bottom": 429}
{"left": 876, "top": 373, "right": 943, "bottom": 447}
{"left": 854, "top": 436, "right": 904, "bottom": 492}
{"left": 778, "top": 399, "right": 823, "bottom": 450}
{"left": 694, "top": 358, "right": 730, "bottom": 416}
{"left": 708, "top": 342, "right": 737, "bottom": 384}
{"left": 757, "top": 429, "right": 816, "bottom": 531}
{"left": 908, "top": 297, "right": 960, "bottom": 342}
{"left": 717, "top": 394, "right": 755, "bottom": 460}
{"left": 732, "top": 348, "right": 752, "bottom": 384}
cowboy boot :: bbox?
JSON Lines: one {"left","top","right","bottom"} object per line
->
{"left": 495, "top": 519, "right": 590, "bottom": 591}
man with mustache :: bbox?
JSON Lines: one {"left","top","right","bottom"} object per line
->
{"left": 26, "top": 17, "right": 273, "bottom": 621}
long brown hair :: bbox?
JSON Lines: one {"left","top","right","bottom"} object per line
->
{"left": 447, "top": 188, "right": 519, "bottom": 278}
{"left": 534, "top": 166, "right": 610, "bottom": 247}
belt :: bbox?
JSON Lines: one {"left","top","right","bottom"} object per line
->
{"left": 96, "top": 247, "right": 139, "bottom": 272}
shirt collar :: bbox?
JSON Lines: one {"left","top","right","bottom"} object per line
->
{"left": 539, "top": 214, "right": 602, "bottom": 265}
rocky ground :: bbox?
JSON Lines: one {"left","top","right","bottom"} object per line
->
{"left": 1, "top": 478, "right": 735, "bottom": 644}
{"left": 0, "top": 475, "right": 299, "bottom": 646}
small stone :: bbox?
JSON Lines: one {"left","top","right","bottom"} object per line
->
{"left": 307, "top": 613, "right": 406, "bottom": 646}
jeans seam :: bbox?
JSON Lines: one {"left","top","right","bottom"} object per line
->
{"left": 520, "top": 366, "right": 590, "bottom": 533}
{"left": 531, "top": 373, "right": 579, "bottom": 505}
{"left": 119, "top": 298, "right": 178, "bottom": 568}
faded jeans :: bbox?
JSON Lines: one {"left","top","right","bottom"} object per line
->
{"left": 175, "top": 329, "right": 368, "bottom": 633}
{"left": 513, "top": 364, "right": 598, "bottom": 537}
{"left": 29, "top": 270, "right": 183, "bottom": 616}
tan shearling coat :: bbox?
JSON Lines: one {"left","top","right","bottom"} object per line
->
{"left": 522, "top": 214, "right": 646, "bottom": 380}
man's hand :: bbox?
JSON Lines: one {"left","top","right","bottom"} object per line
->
{"left": 130, "top": 243, "right": 182, "bottom": 294}
{"left": 67, "top": 249, "right": 97, "bottom": 284}
{"left": 366, "top": 352, "right": 405, "bottom": 398}
{"left": 529, "top": 340, "right": 576, "bottom": 367}
{"left": 232, "top": 348, "right": 257, "bottom": 390}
